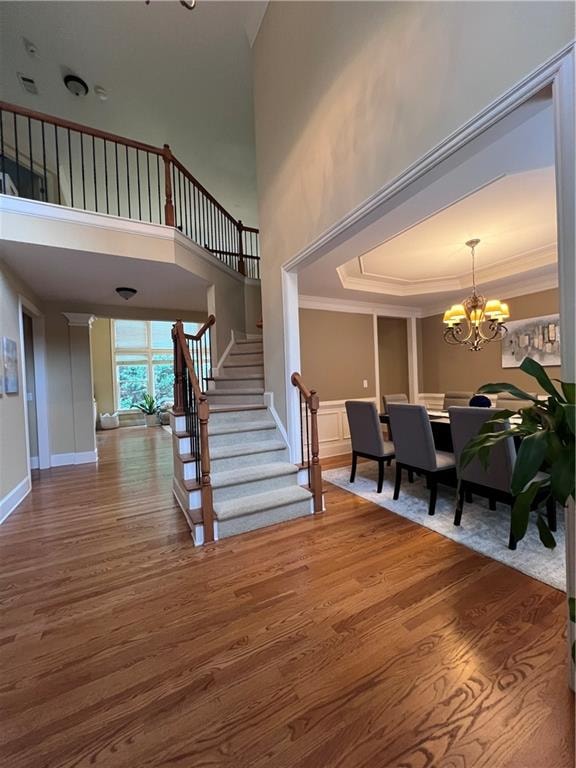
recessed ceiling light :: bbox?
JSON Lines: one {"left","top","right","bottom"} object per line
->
{"left": 116, "top": 287, "right": 138, "bottom": 300}
{"left": 64, "top": 74, "right": 89, "bottom": 97}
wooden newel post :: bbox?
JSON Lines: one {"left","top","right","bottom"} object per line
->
{"left": 198, "top": 396, "right": 215, "bottom": 543}
{"left": 172, "top": 321, "right": 184, "bottom": 415}
{"left": 309, "top": 390, "right": 323, "bottom": 513}
{"left": 163, "top": 144, "right": 175, "bottom": 227}
{"left": 237, "top": 219, "right": 246, "bottom": 276}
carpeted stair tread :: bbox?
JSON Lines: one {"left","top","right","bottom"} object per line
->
{"left": 214, "top": 485, "right": 311, "bottom": 521}
{"left": 209, "top": 404, "right": 268, "bottom": 413}
{"left": 210, "top": 439, "right": 286, "bottom": 460}
{"left": 211, "top": 462, "right": 297, "bottom": 489}
{"left": 208, "top": 420, "right": 275, "bottom": 436}
{"left": 208, "top": 387, "right": 264, "bottom": 396}
{"left": 211, "top": 373, "right": 264, "bottom": 381}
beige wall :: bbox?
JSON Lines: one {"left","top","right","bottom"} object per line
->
{"left": 378, "top": 317, "right": 409, "bottom": 399}
{"left": 420, "top": 289, "right": 560, "bottom": 393}
{"left": 299, "top": 309, "right": 375, "bottom": 401}
{"left": 0, "top": 260, "right": 39, "bottom": 501}
{"left": 253, "top": 1, "right": 573, "bottom": 426}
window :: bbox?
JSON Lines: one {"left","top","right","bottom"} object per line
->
{"left": 113, "top": 320, "right": 200, "bottom": 410}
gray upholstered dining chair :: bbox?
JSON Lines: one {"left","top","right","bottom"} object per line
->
{"left": 449, "top": 406, "right": 556, "bottom": 550}
{"left": 345, "top": 401, "right": 395, "bottom": 493}
{"left": 382, "top": 393, "right": 409, "bottom": 412}
{"left": 387, "top": 403, "right": 455, "bottom": 515}
{"left": 382, "top": 393, "right": 409, "bottom": 441}
{"left": 443, "top": 391, "right": 473, "bottom": 409}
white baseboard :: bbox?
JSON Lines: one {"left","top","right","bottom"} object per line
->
{"left": 0, "top": 475, "right": 31, "bottom": 524}
{"left": 50, "top": 450, "right": 99, "bottom": 467}
{"left": 264, "top": 391, "right": 290, "bottom": 446}
{"left": 213, "top": 330, "right": 237, "bottom": 376}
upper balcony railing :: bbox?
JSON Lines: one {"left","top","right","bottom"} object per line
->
{"left": 0, "top": 101, "right": 260, "bottom": 279}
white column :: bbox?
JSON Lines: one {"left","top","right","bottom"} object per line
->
{"left": 281, "top": 269, "right": 301, "bottom": 463}
{"left": 63, "top": 313, "right": 97, "bottom": 462}
{"left": 406, "top": 316, "right": 419, "bottom": 403}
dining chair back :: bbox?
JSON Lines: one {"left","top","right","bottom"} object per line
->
{"left": 382, "top": 393, "right": 408, "bottom": 413}
{"left": 443, "top": 391, "right": 473, "bottom": 409}
{"left": 345, "top": 401, "right": 387, "bottom": 457}
{"left": 387, "top": 403, "right": 437, "bottom": 472}
{"left": 449, "top": 406, "right": 515, "bottom": 493}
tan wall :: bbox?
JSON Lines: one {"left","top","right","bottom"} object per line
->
{"left": 299, "top": 309, "right": 375, "bottom": 401}
{"left": 23, "top": 314, "right": 39, "bottom": 460}
{"left": 420, "top": 289, "right": 560, "bottom": 393}
{"left": 253, "top": 1, "right": 573, "bottom": 426}
{"left": 0, "top": 260, "right": 38, "bottom": 501}
{"left": 377, "top": 317, "right": 409, "bottom": 400}
{"left": 92, "top": 319, "right": 115, "bottom": 415}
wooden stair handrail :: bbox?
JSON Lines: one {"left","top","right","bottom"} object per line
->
{"left": 0, "top": 101, "right": 257, "bottom": 250}
{"left": 183, "top": 314, "right": 216, "bottom": 341}
{"left": 291, "top": 372, "right": 323, "bottom": 514}
{"left": 173, "top": 319, "right": 215, "bottom": 543}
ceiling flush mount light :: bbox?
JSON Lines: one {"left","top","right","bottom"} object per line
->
{"left": 116, "top": 287, "right": 138, "bottom": 301}
{"left": 64, "top": 74, "right": 89, "bottom": 97}
{"left": 442, "top": 239, "right": 510, "bottom": 352}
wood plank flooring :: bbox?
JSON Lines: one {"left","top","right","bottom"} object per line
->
{"left": 0, "top": 428, "right": 573, "bottom": 768}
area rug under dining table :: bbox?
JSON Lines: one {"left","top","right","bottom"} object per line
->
{"left": 323, "top": 461, "right": 566, "bottom": 591}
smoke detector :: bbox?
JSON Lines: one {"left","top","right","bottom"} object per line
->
{"left": 94, "top": 85, "right": 109, "bottom": 102}
{"left": 64, "top": 74, "right": 89, "bottom": 97}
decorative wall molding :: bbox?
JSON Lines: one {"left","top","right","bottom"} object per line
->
{"left": 0, "top": 476, "right": 31, "bottom": 524}
{"left": 50, "top": 450, "right": 99, "bottom": 467}
{"left": 314, "top": 397, "right": 375, "bottom": 458}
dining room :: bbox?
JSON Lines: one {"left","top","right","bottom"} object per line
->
{"left": 296, "top": 84, "right": 567, "bottom": 594}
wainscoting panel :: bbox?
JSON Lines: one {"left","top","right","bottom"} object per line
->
{"left": 314, "top": 398, "right": 376, "bottom": 458}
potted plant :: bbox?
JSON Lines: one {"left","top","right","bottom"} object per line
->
{"left": 135, "top": 394, "right": 159, "bottom": 427}
{"left": 461, "top": 357, "right": 575, "bottom": 690}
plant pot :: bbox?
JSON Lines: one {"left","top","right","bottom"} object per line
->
{"left": 145, "top": 414, "right": 159, "bottom": 428}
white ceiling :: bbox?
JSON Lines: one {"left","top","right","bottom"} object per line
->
{"left": 299, "top": 92, "right": 557, "bottom": 315}
{"left": 0, "top": 0, "right": 267, "bottom": 224}
{"left": 0, "top": 240, "right": 209, "bottom": 312}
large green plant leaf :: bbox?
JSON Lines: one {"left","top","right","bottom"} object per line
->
{"left": 520, "top": 357, "right": 565, "bottom": 401}
{"left": 511, "top": 431, "right": 548, "bottom": 495}
{"left": 564, "top": 404, "right": 576, "bottom": 436}
{"left": 560, "top": 382, "right": 575, "bottom": 404}
{"left": 511, "top": 481, "right": 542, "bottom": 541}
{"left": 550, "top": 448, "right": 576, "bottom": 504}
{"left": 536, "top": 514, "right": 557, "bottom": 549}
{"left": 477, "top": 383, "right": 539, "bottom": 402}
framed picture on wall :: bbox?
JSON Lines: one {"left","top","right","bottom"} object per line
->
{"left": 502, "top": 314, "right": 561, "bottom": 368}
{"left": 2, "top": 337, "right": 19, "bottom": 394}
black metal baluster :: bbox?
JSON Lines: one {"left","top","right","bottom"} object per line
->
{"left": 54, "top": 124, "right": 61, "bottom": 204}
{"left": 92, "top": 135, "right": 97, "bottom": 211}
{"left": 80, "top": 132, "right": 86, "bottom": 209}
{"left": 115, "top": 142, "right": 120, "bottom": 216}
{"left": 67, "top": 128, "right": 74, "bottom": 206}
{"left": 104, "top": 140, "right": 109, "bottom": 214}
{"left": 126, "top": 146, "right": 131, "bottom": 218}
{"left": 146, "top": 152, "right": 152, "bottom": 222}
{"left": 156, "top": 154, "right": 161, "bottom": 223}
{"left": 13, "top": 114, "right": 21, "bottom": 195}
{"left": 27, "top": 115, "right": 33, "bottom": 196}
{"left": 136, "top": 148, "right": 142, "bottom": 220}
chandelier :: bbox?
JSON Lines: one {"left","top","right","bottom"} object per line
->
{"left": 442, "top": 239, "right": 510, "bottom": 352}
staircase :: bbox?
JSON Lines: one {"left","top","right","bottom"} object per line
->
{"left": 172, "top": 335, "right": 313, "bottom": 544}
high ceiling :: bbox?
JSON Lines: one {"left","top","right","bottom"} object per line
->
{"left": 0, "top": 0, "right": 267, "bottom": 224}
{"left": 299, "top": 92, "right": 557, "bottom": 315}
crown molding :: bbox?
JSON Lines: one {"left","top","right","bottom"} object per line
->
{"left": 299, "top": 294, "right": 421, "bottom": 318}
{"left": 63, "top": 312, "right": 96, "bottom": 328}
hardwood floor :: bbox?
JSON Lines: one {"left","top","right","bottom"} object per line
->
{"left": 1, "top": 428, "right": 573, "bottom": 768}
